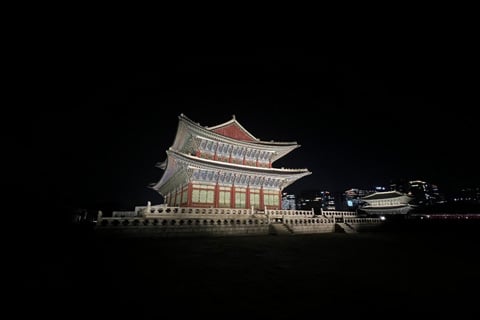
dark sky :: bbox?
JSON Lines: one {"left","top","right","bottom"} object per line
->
{"left": 23, "top": 45, "right": 478, "bottom": 210}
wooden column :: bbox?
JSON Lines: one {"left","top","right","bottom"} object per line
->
{"left": 277, "top": 190, "right": 282, "bottom": 210}
{"left": 214, "top": 183, "right": 220, "bottom": 207}
{"left": 187, "top": 182, "right": 193, "bottom": 207}
{"left": 260, "top": 187, "right": 265, "bottom": 210}
{"left": 231, "top": 185, "right": 236, "bottom": 208}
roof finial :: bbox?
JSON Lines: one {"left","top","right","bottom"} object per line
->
{"left": 232, "top": 114, "right": 236, "bottom": 120}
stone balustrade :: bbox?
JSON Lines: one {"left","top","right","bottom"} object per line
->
{"left": 112, "top": 211, "right": 137, "bottom": 218}
{"left": 322, "top": 211, "right": 359, "bottom": 217}
{"left": 96, "top": 216, "right": 269, "bottom": 237}
{"left": 266, "top": 209, "right": 315, "bottom": 218}
{"left": 137, "top": 206, "right": 254, "bottom": 217}
{"left": 98, "top": 217, "right": 267, "bottom": 227}
{"left": 96, "top": 206, "right": 384, "bottom": 237}
{"left": 344, "top": 217, "right": 382, "bottom": 223}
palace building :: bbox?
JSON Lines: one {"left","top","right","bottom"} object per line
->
{"left": 151, "top": 114, "right": 312, "bottom": 210}
{"left": 98, "top": 114, "right": 383, "bottom": 237}
{"left": 359, "top": 191, "right": 415, "bottom": 216}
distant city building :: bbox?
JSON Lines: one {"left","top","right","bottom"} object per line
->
{"left": 281, "top": 193, "right": 296, "bottom": 210}
{"left": 319, "top": 191, "right": 336, "bottom": 211}
{"left": 450, "top": 187, "right": 480, "bottom": 204}
{"left": 296, "top": 190, "right": 321, "bottom": 213}
{"left": 151, "top": 114, "right": 311, "bottom": 209}
{"left": 408, "top": 180, "right": 442, "bottom": 205}
{"left": 343, "top": 188, "right": 375, "bottom": 211}
{"left": 296, "top": 190, "right": 336, "bottom": 213}
{"left": 390, "top": 179, "right": 443, "bottom": 206}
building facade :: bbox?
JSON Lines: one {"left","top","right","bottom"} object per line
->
{"left": 281, "top": 193, "right": 296, "bottom": 210}
{"left": 151, "top": 114, "right": 311, "bottom": 210}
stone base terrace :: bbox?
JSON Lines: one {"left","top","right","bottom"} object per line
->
{"left": 94, "top": 205, "right": 383, "bottom": 237}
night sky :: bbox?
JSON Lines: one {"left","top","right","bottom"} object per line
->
{"left": 22, "top": 45, "right": 478, "bottom": 212}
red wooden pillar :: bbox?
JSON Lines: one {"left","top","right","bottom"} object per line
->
{"left": 246, "top": 186, "right": 251, "bottom": 209}
{"left": 231, "top": 185, "right": 236, "bottom": 208}
{"left": 260, "top": 188, "right": 265, "bottom": 210}
{"left": 277, "top": 190, "right": 282, "bottom": 210}
{"left": 214, "top": 183, "right": 220, "bottom": 207}
{"left": 187, "top": 182, "right": 193, "bottom": 207}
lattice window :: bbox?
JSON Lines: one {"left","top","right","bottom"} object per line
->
{"left": 264, "top": 192, "right": 280, "bottom": 208}
{"left": 219, "top": 187, "right": 231, "bottom": 208}
{"left": 192, "top": 184, "right": 215, "bottom": 204}
{"left": 235, "top": 187, "right": 246, "bottom": 208}
{"left": 250, "top": 190, "right": 260, "bottom": 209}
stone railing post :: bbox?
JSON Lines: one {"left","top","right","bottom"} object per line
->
{"left": 147, "top": 201, "right": 151, "bottom": 214}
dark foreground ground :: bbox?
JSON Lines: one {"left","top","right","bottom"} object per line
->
{"left": 17, "top": 220, "right": 480, "bottom": 319}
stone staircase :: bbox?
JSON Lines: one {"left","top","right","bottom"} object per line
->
{"left": 336, "top": 223, "right": 358, "bottom": 233}
{"left": 269, "top": 223, "right": 294, "bottom": 235}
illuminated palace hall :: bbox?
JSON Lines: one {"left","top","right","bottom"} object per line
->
{"left": 152, "top": 114, "right": 311, "bottom": 210}
{"left": 97, "top": 114, "right": 383, "bottom": 236}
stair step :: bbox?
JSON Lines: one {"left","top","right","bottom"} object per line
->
{"left": 269, "top": 223, "right": 293, "bottom": 236}
{"left": 336, "top": 223, "right": 358, "bottom": 233}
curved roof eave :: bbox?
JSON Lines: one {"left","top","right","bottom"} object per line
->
{"left": 168, "top": 149, "right": 311, "bottom": 175}
{"left": 179, "top": 113, "right": 299, "bottom": 147}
